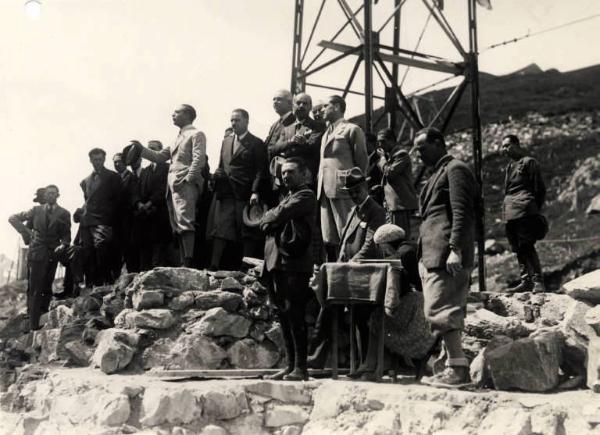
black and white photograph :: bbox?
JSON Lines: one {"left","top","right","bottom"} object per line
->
{"left": 1, "top": 0, "right": 600, "bottom": 433}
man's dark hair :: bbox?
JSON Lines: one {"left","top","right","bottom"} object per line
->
{"left": 329, "top": 95, "right": 346, "bottom": 114}
{"left": 377, "top": 127, "right": 395, "bottom": 141}
{"left": 148, "top": 140, "right": 163, "bottom": 150}
{"left": 181, "top": 104, "right": 197, "bottom": 122}
{"left": 503, "top": 134, "right": 520, "bottom": 146}
{"left": 45, "top": 184, "right": 59, "bottom": 193}
{"left": 283, "top": 156, "right": 307, "bottom": 172}
{"left": 232, "top": 108, "right": 250, "bottom": 121}
{"left": 88, "top": 148, "right": 106, "bottom": 158}
{"left": 415, "top": 127, "right": 445, "bottom": 147}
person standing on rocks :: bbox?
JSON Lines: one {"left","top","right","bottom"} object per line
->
{"left": 9, "top": 185, "right": 71, "bottom": 330}
{"left": 260, "top": 157, "right": 316, "bottom": 381}
{"left": 413, "top": 127, "right": 477, "bottom": 388}
{"left": 129, "top": 104, "right": 208, "bottom": 268}
{"left": 207, "top": 108, "right": 269, "bottom": 269}
{"left": 376, "top": 127, "right": 419, "bottom": 239}
{"left": 317, "top": 95, "right": 368, "bottom": 262}
{"left": 76, "top": 148, "right": 123, "bottom": 286}
{"left": 501, "top": 134, "right": 547, "bottom": 293}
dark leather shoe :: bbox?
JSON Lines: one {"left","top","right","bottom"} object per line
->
{"left": 283, "top": 368, "right": 308, "bottom": 381}
{"left": 507, "top": 279, "right": 533, "bottom": 293}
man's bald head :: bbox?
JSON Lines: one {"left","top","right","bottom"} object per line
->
{"left": 273, "top": 89, "right": 293, "bottom": 116}
{"left": 293, "top": 93, "right": 312, "bottom": 120}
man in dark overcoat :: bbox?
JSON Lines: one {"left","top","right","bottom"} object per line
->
{"left": 207, "top": 108, "right": 269, "bottom": 269}
{"left": 9, "top": 185, "right": 71, "bottom": 330}
{"left": 76, "top": 148, "right": 122, "bottom": 285}
{"left": 413, "top": 127, "right": 477, "bottom": 388}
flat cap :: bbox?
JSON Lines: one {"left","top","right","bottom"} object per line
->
{"left": 373, "top": 224, "right": 406, "bottom": 244}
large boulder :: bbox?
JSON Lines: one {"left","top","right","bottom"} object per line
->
{"left": 192, "top": 307, "right": 251, "bottom": 338}
{"left": 91, "top": 328, "right": 139, "bottom": 374}
{"left": 132, "top": 267, "right": 209, "bottom": 295}
{"left": 140, "top": 387, "right": 201, "bottom": 426}
{"left": 194, "top": 291, "right": 243, "bottom": 312}
{"left": 100, "top": 293, "right": 125, "bottom": 321}
{"left": 227, "top": 338, "right": 280, "bottom": 369}
{"left": 45, "top": 305, "right": 74, "bottom": 329}
{"left": 169, "top": 292, "right": 196, "bottom": 311}
{"left": 560, "top": 299, "right": 595, "bottom": 372}
{"left": 132, "top": 291, "right": 165, "bottom": 310}
{"left": 587, "top": 337, "right": 600, "bottom": 392}
{"left": 563, "top": 270, "right": 600, "bottom": 303}
{"left": 487, "top": 331, "right": 562, "bottom": 392}
{"left": 142, "top": 334, "right": 227, "bottom": 370}
{"left": 585, "top": 305, "right": 600, "bottom": 336}
{"left": 131, "top": 309, "right": 176, "bottom": 330}
{"left": 469, "top": 335, "right": 514, "bottom": 387}
{"left": 464, "top": 308, "right": 534, "bottom": 339}
{"left": 72, "top": 295, "right": 102, "bottom": 317}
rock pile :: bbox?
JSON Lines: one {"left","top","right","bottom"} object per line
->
{"left": 0, "top": 267, "right": 284, "bottom": 382}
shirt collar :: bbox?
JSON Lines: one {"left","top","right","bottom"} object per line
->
{"left": 236, "top": 131, "right": 248, "bottom": 141}
{"left": 329, "top": 117, "right": 344, "bottom": 131}
{"left": 357, "top": 195, "right": 370, "bottom": 212}
{"left": 180, "top": 124, "right": 195, "bottom": 133}
{"left": 280, "top": 111, "right": 293, "bottom": 122}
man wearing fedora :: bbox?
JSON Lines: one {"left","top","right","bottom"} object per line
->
{"left": 260, "top": 157, "right": 316, "bottom": 381}
{"left": 308, "top": 167, "right": 386, "bottom": 369}
{"left": 317, "top": 95, "right": 368, "bottom": 261}
{"left": 130, "top": 104, "right": 207, "bottom": 268}
{"left": 413, "top": 127, "right": 477, "bottom": 388}
{"left": 207, "top": 108, "right": 269, "bottom": 270}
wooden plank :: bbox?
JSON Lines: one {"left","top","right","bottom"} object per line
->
{"left": 147, "top": 368, "right": 349, "bottom": 381}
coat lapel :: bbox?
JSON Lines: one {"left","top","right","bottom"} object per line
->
{"left": 340, "top": 206, "right": 361, "bottom": 248}
{"left": 420, "top": 155, "right": 452, "bottom": 216}
{"left": 231, "top": 133, "right": 251, "bottom": 162}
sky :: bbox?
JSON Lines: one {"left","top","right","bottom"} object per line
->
{"left": 0, "top": 0, "right": 599, "bottom": 261}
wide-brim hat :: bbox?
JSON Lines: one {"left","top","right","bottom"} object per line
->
{"left": 243, "top": 202, "right": 269, "bottom": 228}
{"left": 340, "top": 166, "right": 367, "bottom": 190}
{"left": 122, "top": 142, "right": 142, "bottom": 166}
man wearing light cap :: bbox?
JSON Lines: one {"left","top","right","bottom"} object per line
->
{"left": 413, "top": 127, "right": 477, "bottom": 388}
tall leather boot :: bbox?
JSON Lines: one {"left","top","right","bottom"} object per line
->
{"left": 508, "top": 249, "right": 533, "bottom": 292}
{"left": 528, "top": 245, "right": 546, "bottom": 293}
{"left": 285, "top": 304, "right": 309, "bottom": 381}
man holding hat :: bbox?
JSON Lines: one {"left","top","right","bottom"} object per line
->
{"left": 413, "top": 127, "right": 477, "bottom": 388}
{"left": 129, "top": 104, "right": 207, "bottom": 268}
{"left": 207, "top": 108, "right": 269, "bottom": 270}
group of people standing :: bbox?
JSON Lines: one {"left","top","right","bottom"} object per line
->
{"left": 9, "top": 89, "right": 546, "bottom": 388}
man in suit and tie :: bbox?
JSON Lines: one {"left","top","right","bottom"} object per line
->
{"left": 271, "top": 93, "right": 324, "bottom": 190}
{"left": 413, "top": 127, "right": 477, "bottom": 388}
{"left": 317, "top": 95, "right": 368, "bottom": 261}
{"left": 260, "top": 157, "right": 317, "bottom": 381}
{"left": 207, "top": 108, "right": 269, "bottom": 270}
{"left": 76, "top": 148, "right": 123, "bottom": 286}
{"left": 376, "top": 128, "right": 419, "bottom": 239}
{"left": 308, "top": 167, "right": 386, "bottom": 368}
{"left": 9, "top": 185, "right": 71, "bottom": 330}
{"left": 135, "top": 140, "right": 172, "bottom": 270}
{"left": 265, "top": 89, "right": 296, "bottom": 205}
{"left": 131, "top": 104, "right": 207, "bottom": 267}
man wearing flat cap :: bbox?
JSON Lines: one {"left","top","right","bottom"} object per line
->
{"left": 413, "top": 127, "right": 477, "bottom": 388}
{"left": 130, "top": 104, "right": 207, "bottom": 267}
